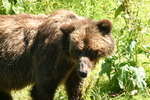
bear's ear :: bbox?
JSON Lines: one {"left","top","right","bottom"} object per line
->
{"left": 97, "top": 19, "right": 112, "bottom": 35}
{"left": 60, "top": 24, "right": 75, "bottom": 35}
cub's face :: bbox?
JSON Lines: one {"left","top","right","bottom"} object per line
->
{"left": 61, "top": 19, "right": 114, "bottom": 78}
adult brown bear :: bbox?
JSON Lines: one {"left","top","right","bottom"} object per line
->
{"left": 0, "top": 9, "right": 114, "bottom": 100}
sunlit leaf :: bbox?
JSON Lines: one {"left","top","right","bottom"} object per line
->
{"left": 128, "top": 66, "right": 147, "bottom": 89}
{"left": 12, "top": 5, "right": 24, "bottom": 14}
{"left": 2, "top": 0, "right": 11, "bottom": 14}
{"left": 100, "top": 62, "right": 112, "bottom": 78}
{"left": 114, "top": 4, "right": 125, "bottom": 19}
{"left": 117, "top": 65, "right": 129, "bottom": 89}
{"left": 142, "top": 45, "right": 150, "bottom": 50}
{"left": 124, "top": 14, "right": 130, "bottom": 19}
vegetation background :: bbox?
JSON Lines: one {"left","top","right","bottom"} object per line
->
{"left": 0, "top": 0, "right": 150, "bottom": 100}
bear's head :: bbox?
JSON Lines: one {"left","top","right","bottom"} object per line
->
{"left": 61, "top": 19, "right": 114, "bottom": 78}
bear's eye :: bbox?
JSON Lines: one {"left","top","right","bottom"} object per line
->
{"left": 71, "top": 49, "right": 82, "bottom": 56}
{"left": 85, "top": 50, "right": 99, "bottom": 61}
{"left": 75, "top": 49, "right": 82, "bottom": 56}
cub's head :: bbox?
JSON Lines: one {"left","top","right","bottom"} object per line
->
{"left": 61, "top": 19, "right": 114, "bottom": 78}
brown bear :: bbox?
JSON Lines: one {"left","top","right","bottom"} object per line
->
{"left": 0, "top": 9, "right": 114, "bottom": 100}
{"left": 0, "top": 13, "right": 47, "bottom": 100}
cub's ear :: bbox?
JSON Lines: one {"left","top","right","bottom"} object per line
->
{"left": 97, "top": 19, "right": 112, "bottom": 35}
{"left": 60, "top": 24, "right": 75, "bottom": 35}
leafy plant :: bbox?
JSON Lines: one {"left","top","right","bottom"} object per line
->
{"left": 0, "top": 0, "right": 149, "bottom": 99}
{"left": 100, "top": 0, "right": 149, "bottom": 95}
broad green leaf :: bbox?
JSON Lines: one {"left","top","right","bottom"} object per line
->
{"left": 117, "top": 65, "right": 147, "bottom": 90}
{"left": 124, "top": 14, "right": 130, "bottom": 19}
{"left": 100, "top": 62, "right": 112, "bottom": 78}
{"left": 117, "top": 65, "right": 129, "bottom": 89}
{"left": 12, "top": 5, "right": 24, "bottom": 14}
{"left": 2, "top": 0, "right": 11, "bottom": 14}
{"left": 130, "top": 41, "right": 136, "bottom": 51}
{"left": 136, "top": 66, "right": 147, "bottom": 88}
{"left": 142, "top": 45, "right": 150, "bottom": 50}
{"left": 128, "top": 66, "right": 147, "bottom": 89}
{"left": 114, "top": 4, "right": 125, "bottom": 19}
{"left": 137, "top": 66, "right": 146, "bottom": 78}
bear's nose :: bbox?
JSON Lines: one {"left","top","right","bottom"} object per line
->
{"left": 78, "top": 70, "right": 87, "bottom": 78}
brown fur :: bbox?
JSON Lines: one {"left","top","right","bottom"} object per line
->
{"left": 0, "top": 13, "right": 47, "bottom": 100}
{"left": 0, "top": 9, "right": 114, "bottom": 100}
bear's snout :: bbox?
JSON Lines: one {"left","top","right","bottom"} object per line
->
{"left": 78, "top": 56, "right": 92, "bottom": 78}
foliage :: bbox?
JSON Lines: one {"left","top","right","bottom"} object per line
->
{"left": 100, "top": 0, "right": 150, "bottom": 95}
{"left": 0, "top": 0, "right": 150, "bottom": 99}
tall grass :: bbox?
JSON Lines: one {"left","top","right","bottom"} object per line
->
{"left": 0, "top": 0, "right": 150, "bottom": 99}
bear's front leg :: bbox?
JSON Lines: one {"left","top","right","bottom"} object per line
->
{"left": 31, "top": 65, "right": 61, "bottom": 100}
{"left": 31, "top": 83, "right": 58, "bottom": 100}
{"left": 0, "top": 91, "right": 12, "bottom": 100}
{"left": 65, "top": 69, "right": 84, "bottom": 100}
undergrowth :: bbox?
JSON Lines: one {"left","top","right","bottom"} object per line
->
{"left": 0, "top": 0, "right": 149, "bottom": 99}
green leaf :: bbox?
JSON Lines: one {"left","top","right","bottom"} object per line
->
{"left": 128, "top": 66, "right": 147, "bottom": 89}
{"left": 114, "top": 4, "right": 125, "bottom": 19}
{"left": 12, "top": 5, "right": 24, "bottom": 14}
{"left": 124, "top": 14, "right": 130, "bottom": 19}
{"left": 142, "top": 45, "right": 150, "bottom": 50}
{"left": 100, "top": 62, "right": 112, "bottom": 78}
{"left": 130, "top": 41, "right": 136, "bottom": 51}
{"left": 117, "top": 65, "right": 129, "bottom": 89}
{"left": 136, "top": 66, "right": 147, "bottom": 88}
{"left": 117, "top": 65, "right": 147, "bottom": 90}
{"left": 2, "top": 0, "right": 11, "bottom": 14}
